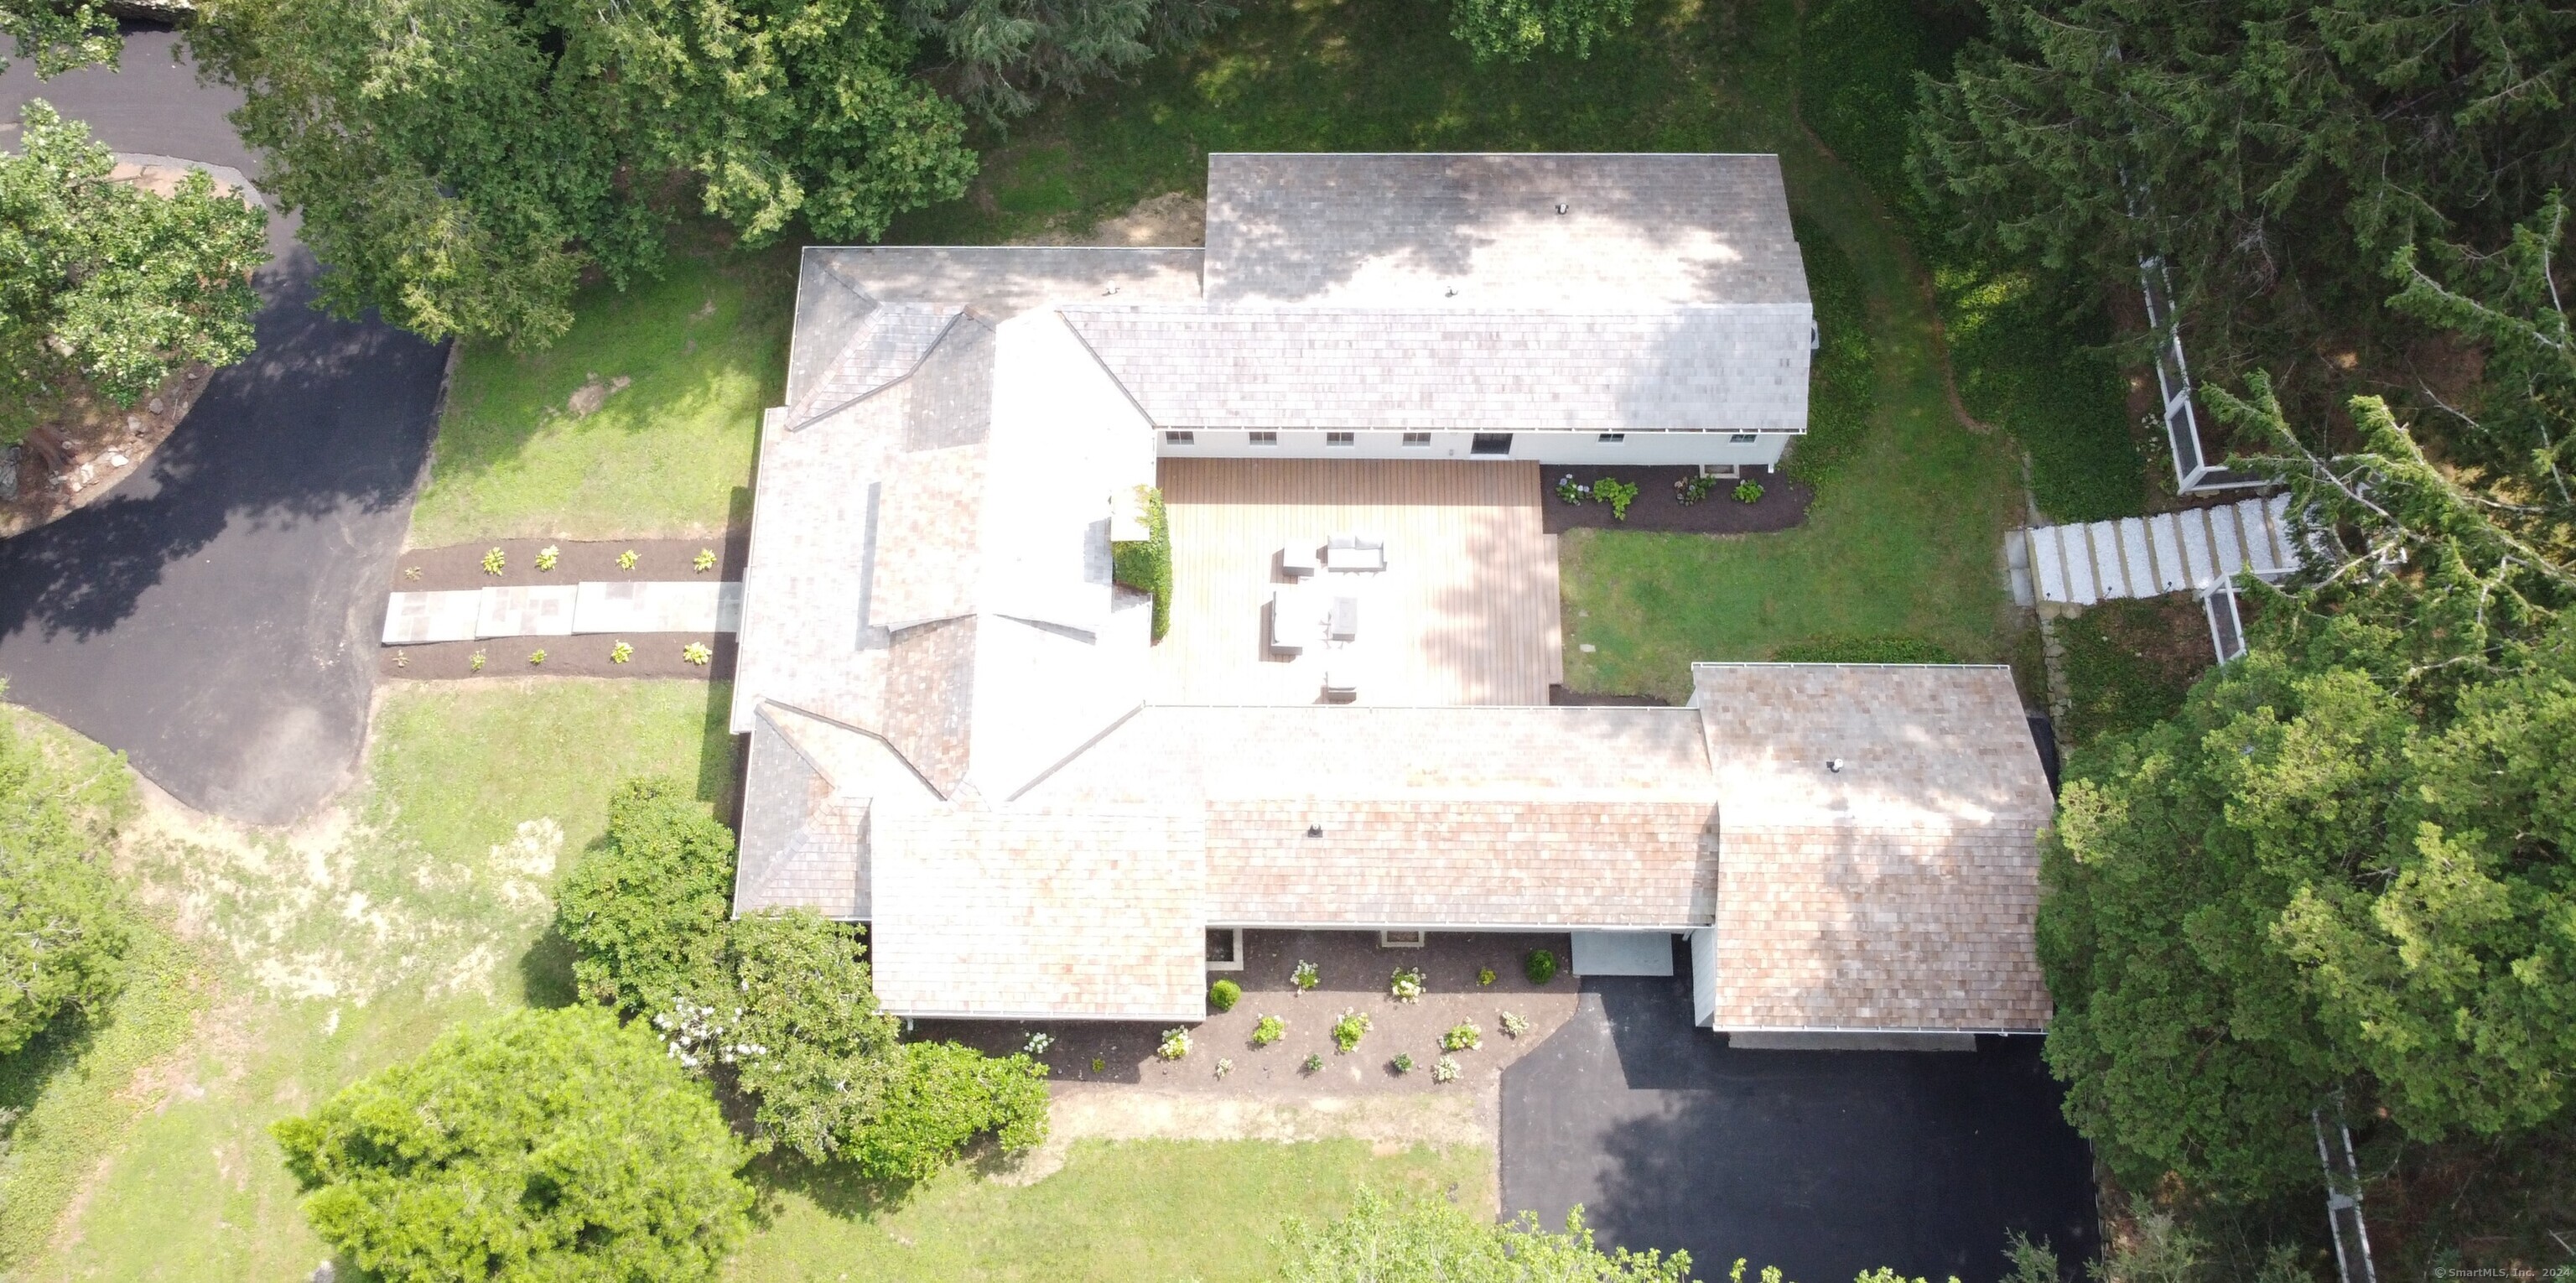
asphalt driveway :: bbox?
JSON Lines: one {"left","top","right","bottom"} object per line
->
{"left": 1502, "top": 958, "right": 2096, "bottom": 1283}
{"left": 1, "top": 30, "right": 444, "bottom": 823}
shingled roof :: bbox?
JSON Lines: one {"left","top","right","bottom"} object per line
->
{"left": 1692, "top": 664, "right": 2056, "bottom": 1033}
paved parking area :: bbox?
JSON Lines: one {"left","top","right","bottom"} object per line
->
{"left": 1501, "top": 956, "right": 2096, "bottom": 1283}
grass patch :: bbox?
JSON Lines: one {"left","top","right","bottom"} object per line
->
{"left": 2055, "top": 597, "right": 2210, "bottom": 750}
{"left": 728, "top": 1138, "right": 1489, "bottom": 1282}
{"left": 892, "top": 0, "right": 1801, "bottom": 245}
{"left": 29, "top": 681, "right": 739, "bottom": 1280}
{"left": 412, "top": 243, "right": 795, "bottom": 545}
{"left": 1784, "top": 214, "right": 1874, "bottom": 489}
{"left": 1941, "top": 268, "right": 2145, "bottom": 522}
{"left": 1562, "top": 148, "right": 2023, "bottom": 701}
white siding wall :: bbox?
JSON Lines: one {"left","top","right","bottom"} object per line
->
{"left": 1691, "top": 927, "right": 1717, "bottom": 1026}
{"left": 1156, "top": 429, "right": 1793, "bottom": 469}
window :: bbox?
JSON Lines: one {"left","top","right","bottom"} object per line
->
{"left": 1728, "top": 433, "right": 1758, "bottom": 444}
{"left": 1206, "top": 927, "right": 1244, "bottom": 971}
{"left": 1400, "top": 432, "right": 1432, "bottom": 447}
{"left": 1470, "top": 433, "right": 1514, "bottom": 456}
{"left": 1325, "top": 431, "right": 1356, "bottom": 447}
{"left": 1598, "top": 433, "right": 1626, "bottom": 444}
{"left": 1164, "top": 430, "right": 1195, "bottom": 445}
{"left": 1249, "top": 431, "right": 1279, "bottom": 446}
{"left": 1379, "top": 930, "right": 1427, "bottom": 948}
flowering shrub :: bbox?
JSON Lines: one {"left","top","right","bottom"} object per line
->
{"left": 1252, "top": 1015, "right": 1286, "bottom": 1047}
{"left": 1332, "top": 1009, "right": 1370, "bottom": 1053}
{"left": 535, "top": 544, "right": 560, "bottom": 572}
{"left": 1291, "top": 959, "right": 1320, "bottom": 992}
{"left": 1554, "top": 474, "right": 1590, "bottom": 505}
{"left": 1499, "top": 1010, "right": 1531, "bottom": 1039}
{"left": 1441, "top": 1021, "right": 1482, "bottom": 1052}
{"left": 617, "top": 548, "right": 639, "bottom": 570}
{"left": 1208, "top": 978, "right": 1242, "bottom": 1012}
{"left": 481, "top": 547, "right": 506, "bottom": 574}
{"left": 1733, "top": 480, "right": 1764, "bottom": 504}
{"left": 1023, "top": 1031, "right": 1053, "bottom": 1057}
{"left": 682, "top": 642, "right": 713, "bottom": 666}
{"left": 1156, "top": 1028, "right": 1191, "bottom": 1061}
{"left": 1215, "top": 1057, "right": 1233, "bottom": 1078}
{"left": 1431, "top": 1055, "right": 1461, "bottom": 1083}
{"left": 1390, "top": 1052, "right": 1414, "bottom": 1074}
{"left": 1389, "top": 967, "right": 1426, "bottom": 1002}
{"left": 1676, "top": 473, "right": 1724, "bottom": 504}
{"left": 652, "top": 994, "right": 764, "bottom": 1072}
{"left": 1478, "top": 966, "right": 1497, "bottom": 986}
{"left": 609, "top": 641, "right": 634, "bottom": 664}
{"left": 1592, "top": 476, "right": 1641, "bottom": 521}
{"left": 693, "top": 548, "right": 717, "bottom": 573}
{"left": 1301, "top": 1052, "right": 1324, "bottom": 1074}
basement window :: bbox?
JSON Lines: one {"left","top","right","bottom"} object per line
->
{"left": 1728, "top": 433, "right": 1759, "bottom": 444}
{"left": 1207, "top": 927, "right": 1244, "bottom": 971}
{"left": 1379, "top": 930, "right": 1427, "bottom": 948}
{"left": 1598, "top": 433, "right": 1626, "bottom": 443}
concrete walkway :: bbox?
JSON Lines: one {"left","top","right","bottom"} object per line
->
{"left": 1501, "top": 965, "right": 2096, "bottom": 1283}
{"left": 1, "top": 33, "right": 446, "bottom": 823}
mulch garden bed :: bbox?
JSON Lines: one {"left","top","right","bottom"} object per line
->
{"left": 2, "top": 362, "right": 213, "bottom": 539}
{"left": 913, "top": 929, "right": 1582, "bottom": 1095}
{"left": 390, "top": 534, "right": 750, "bottom": 592}
{"left": 379, "top": 535, "right": 751, "bottom": 683}
{"left": 1538, "top": 465, "right": 1812, "bottom": 534}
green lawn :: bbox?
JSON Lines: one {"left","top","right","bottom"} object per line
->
{"left": 729, "top": 1140, "right": 1490, "bottom": 1283}
{"left": 1561, "top": 148, "right": 2025, "bottom": 701}
{"left": 15, "top": 681, "right": 737, "bottom": 1280}
{"left": 409, "top": 245, "right": 795, "bottom": 545}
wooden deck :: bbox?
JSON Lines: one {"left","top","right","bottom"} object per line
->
{"left": 1151, "top": 459, "right": 1563, "bottom": 706}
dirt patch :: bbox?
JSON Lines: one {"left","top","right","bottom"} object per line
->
{"left": 382, "top": 635, "right": 736, "bottom": 683}
{"left": 392, "top": 535, "right": 749, "bottom": 588}
{"left": 1539, "top": 465, "right": 1812, "bottom": 535}
{"left": 1, "top": 362, "right": 215, "bottom": 538}
{"left": 989, "top": 1085, "right": 1495, "bottom": 1186}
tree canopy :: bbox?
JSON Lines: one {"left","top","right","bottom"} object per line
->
{"left": 0, "top": 685, "right": 133, "bottom": 1057}
{"left": 2039, "top": 198, "right": 2576, "bottom": 1199}
{"left": 0, "top": 0, "right": 117, "bottom": 77}
{"left": 902, "top": 0, "right": 1233, "bottom": 122}
{"left": 272, "top": 1005, "right": 754, "bottom": 1283}
{"left": 555, "top": 779, "right": 1049, "bottom": 1182}
{"left": 0, "top": 101, "right": 270, "bottom": 446}
{"left": 187, "top": 0, "right": 975, "bottom": 348}
{"left": 1911, "top": 0, "right": 2576, "bottom": 366}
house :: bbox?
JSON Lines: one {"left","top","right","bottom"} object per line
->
{"left": 728, "top": 153, "right": 2053, "bottom": 1040}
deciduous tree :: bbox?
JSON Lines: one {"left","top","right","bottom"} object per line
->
{"left": 273, "top": 1005, "right": 754, "bottom": 1283}
{"left": 0, "top": 101, "right": 269, "bottom": 445}
{"left": 0, "top": 0, "right": 117, "bottom": 76}
{"left": 1446, "top": 0, "right": 1633, "bottom": 62}
{"left": 0, "top": 683, "right": 132, "bottom": 1056}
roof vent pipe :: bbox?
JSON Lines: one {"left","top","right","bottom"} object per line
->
{"left": 1306, "top": 825, "right": 1324, "bottom": 838}
{"left": 1555, "top": 202, "right": 1569, "bottom": 215}
{"left": 1826, "top": 758, "right": 1845, "bottom": 773}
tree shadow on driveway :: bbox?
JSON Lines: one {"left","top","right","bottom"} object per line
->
{"left": 1500, "top": 957, "right": 2096, "bottom": 1283}
{"left": 0, "top": 247, "right": 446, "bottom": 823}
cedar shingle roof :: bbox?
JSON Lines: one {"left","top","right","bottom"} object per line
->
{"left": 868, "top": 803, "right": 1208, "bottom": 1020}
{"left": 1693, "top": 664, "right": 2054, "bottom": 1032}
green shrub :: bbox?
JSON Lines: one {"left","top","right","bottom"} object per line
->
{"left": 845, "top": 1042, "right": 1049, "bottom": 1183}
{"left": 0, "top": 693, "right": 134, "bottom": 1057}
{"left": 1301, "top": 1052, "right": 1324, "bottom": 1074}
{"left": 1732, "top": 481, "right": 1763, "bottom": 503}
{"left": 1391, "top": 1052, "right": 1414, "bottom": 1074}
{"left": 1332, "top": 1009, "right": 1371, "bottom": 1053}
{"left": 273, "top": 1006, "right": 753, "bottom": 1283}
{"left": 1252, "top": 1015, "right": 1286, "bottom": 1047}
{"left": 1441, "top": 1022, "right": 1482, "bottom": 1052}
{"left": 1478, "top": 966, "right": 1497, "bottom": 986}
{"left": 1110, "top": 484, "right": 1173, "bottom": 641}
{"left": 1524, "top": 948, "right": 1559, "bottom": 985}
{"left": 553, "top": 777, "right": 737, "bottom": 1015}
{"left": 1770, "top": 634, "right": 1959, "bottom": 665}
{"left": 1783, "top": 216, "right": 1875, "bottom": 489}
{"left": 1208, "top": 977, "right": 1241, "bottom": 1012}
{"left": 1592, "top": 477, "right": 1640, "bottom": 521}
